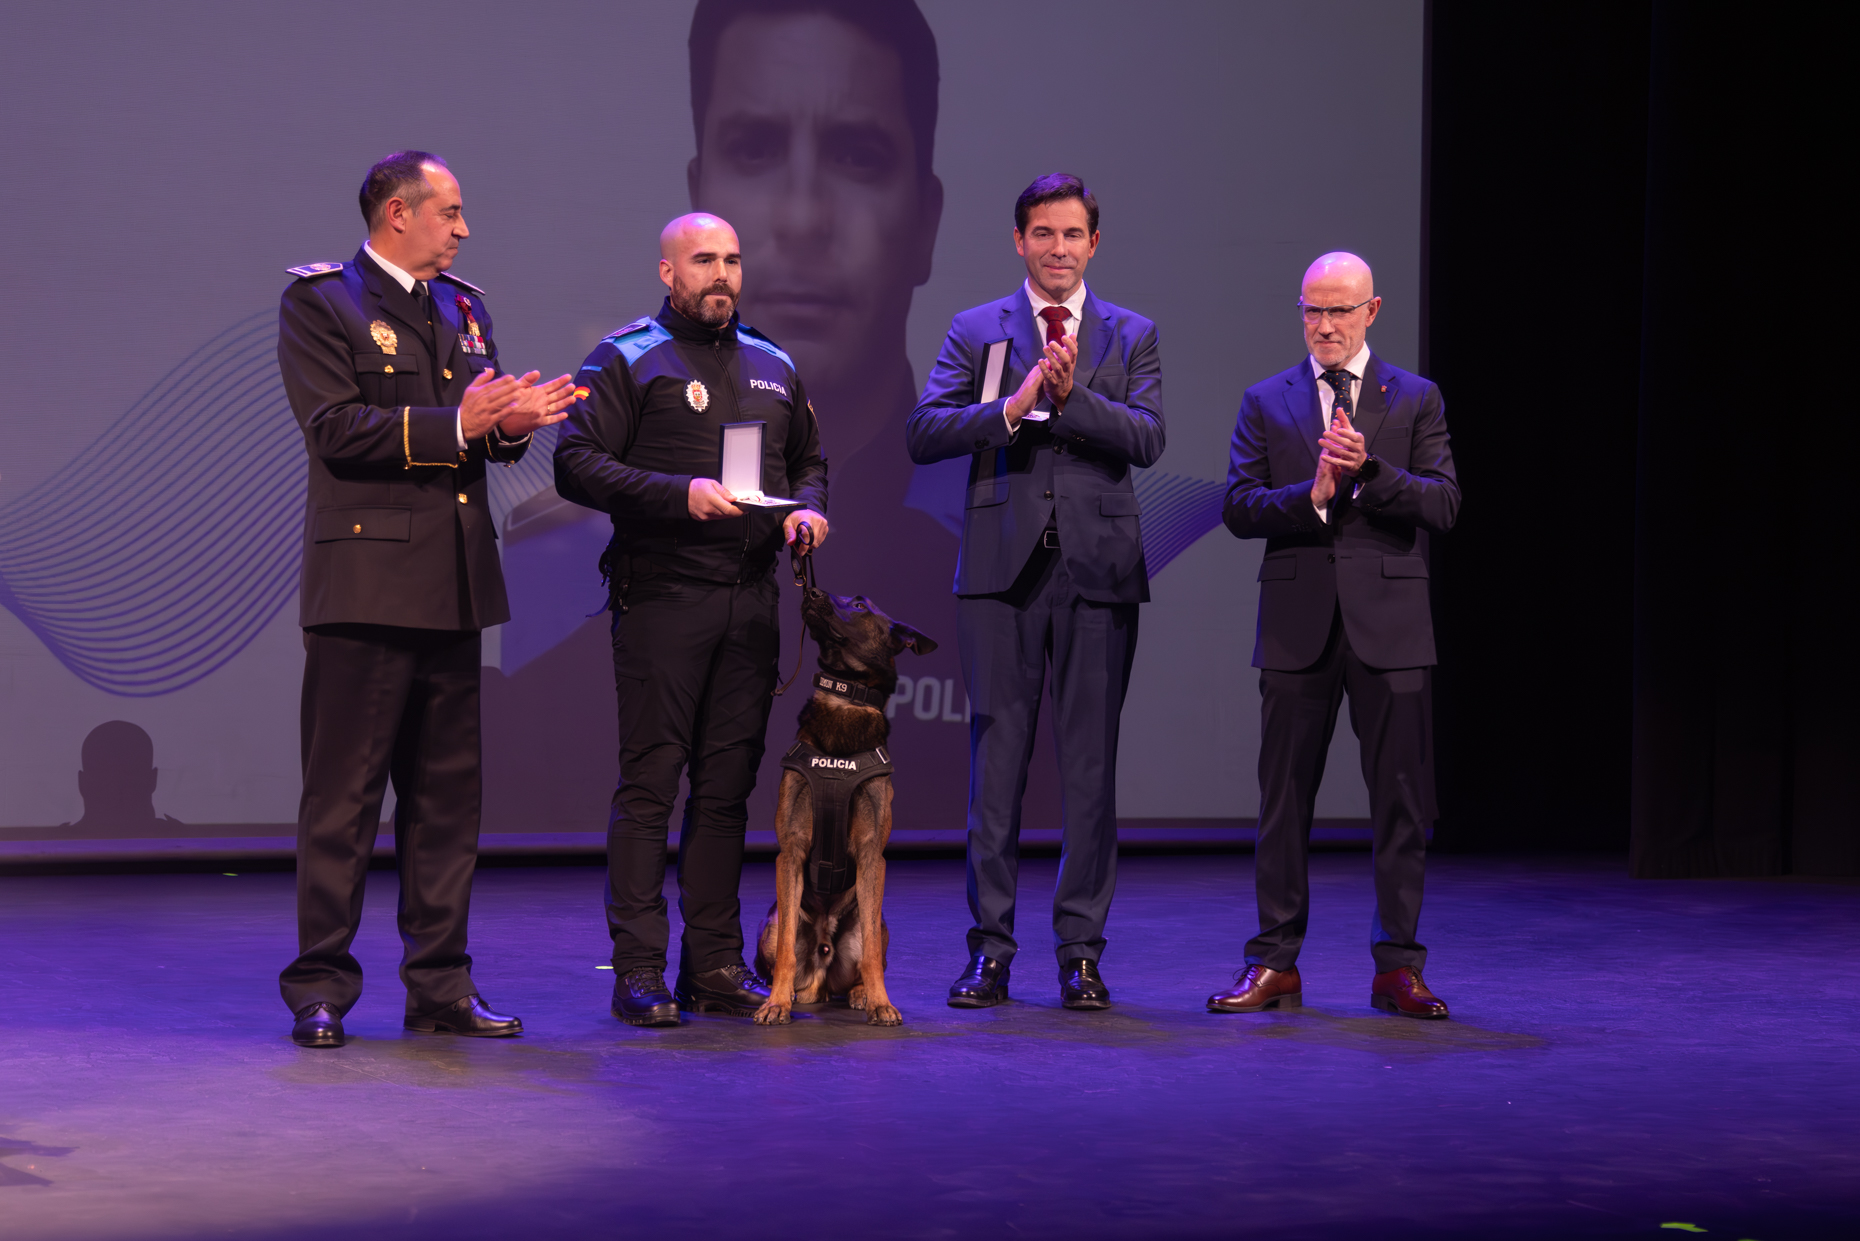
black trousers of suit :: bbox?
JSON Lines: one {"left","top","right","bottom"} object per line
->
{"left": 957, "top": 545, "right": 1138, "bottom": 969}
{"left": 1249, "top": 607, "right": 1432, "bottom": 974}
{"left": 605, "top": 572, "right": 780, "bottom": 976}
{"left": 280, "top": 624, "right": 483, "bottom": 1019}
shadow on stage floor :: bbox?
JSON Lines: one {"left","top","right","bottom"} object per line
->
{"left": 3, "top": 854, "right": 1856, "bottom": 1240}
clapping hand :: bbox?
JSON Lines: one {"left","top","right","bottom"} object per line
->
{"left": 1317, "top": 410, "right": 1367, "bottom": 476}
{"left": 499, "top": 372, "right": 577, "bottom": 437}
{"left": 1039, "top": 333, "right": 1078, "bottom": 409}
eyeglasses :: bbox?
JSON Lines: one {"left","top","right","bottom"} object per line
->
{"left": 1297, "top": 297, "right": 1375, "bottom": 324}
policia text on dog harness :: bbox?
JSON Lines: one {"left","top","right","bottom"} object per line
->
{"left": 779, "top": 738, "right": 892, "bottom": 896}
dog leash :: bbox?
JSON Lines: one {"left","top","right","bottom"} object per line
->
{"left": 773, "top": 521, "right": 817, "bottom": 698}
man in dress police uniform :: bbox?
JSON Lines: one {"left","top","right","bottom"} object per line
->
{"left": 555, "top": 213, "right": 829, "bottom": 1026}
{"left": 277, "top": 151, "right": 576, "bottom": 1049}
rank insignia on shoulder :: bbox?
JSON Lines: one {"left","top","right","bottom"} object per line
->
{"left": 287, "top": 261, "right": 344, "bottom": 279}
{"left": 439, "top": 272, "right": 487, "bottom": 297}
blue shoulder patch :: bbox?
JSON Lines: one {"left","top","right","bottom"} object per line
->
{"left": 287, "top": 261, "right": 344, "bottom": 279}
{"left": 736, "top": 323, "right": 795, "bottom": 369}
{"left": 602, "top": 317, "right": 672, "bottom": 369}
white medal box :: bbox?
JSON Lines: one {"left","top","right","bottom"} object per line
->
{"left": 979, "top": 337, "right": 1048, "bottom": 422}
{"left": 717, "top": 421, "right": 801, "bottom": 508}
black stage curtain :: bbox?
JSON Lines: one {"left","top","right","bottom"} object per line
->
{"left": 1427, "top": 2, "right": 1856, "bottom": 875}
{"left": 1425, "top": 2, "right": 1651, "bottom": 855}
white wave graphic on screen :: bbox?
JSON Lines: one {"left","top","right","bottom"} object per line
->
{"left": 0, "top": 311, "right": 559, "bottom": 698}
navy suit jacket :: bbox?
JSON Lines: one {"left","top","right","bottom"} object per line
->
{"left": 1222, "top": 353, "right": 1459, "bottom": 671}
{"left": 907, "top": 288, "right": 1164, "bottom": 603}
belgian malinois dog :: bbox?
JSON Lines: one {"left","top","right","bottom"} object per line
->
{"left": 752, "top": 587, "right": 935, "bottom": 1026}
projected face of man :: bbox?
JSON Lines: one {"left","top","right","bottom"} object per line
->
{"left": 689, "top": 11, "right": 942, "bottom": 448}
{"left": 1301, "top": 251, "right": 1381, "bottom": 371}
{"left": 659, "top": 214, "right": 743, "bottom": 329}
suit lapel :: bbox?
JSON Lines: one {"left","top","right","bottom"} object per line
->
{"left": 357, "top": 251, "right": 434, "bottom": 350}
{"left": 1354, "top": 354, "right": 1392, "bottom": 450}
{"left": 1000, "top": 291, "right": 1043, "bottom": 390}
{"left": 1281, "top": 365, "right": 1321, "bottom": 467}
{"left": 431, "top": 288, "right": 469, "bottom": 397}
{"left": 1074, "top": 290, "right": 1114, "bottom": 392}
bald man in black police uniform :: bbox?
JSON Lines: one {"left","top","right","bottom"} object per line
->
{"left": 276, "top": 151, "right": 575, "bottom": 1049}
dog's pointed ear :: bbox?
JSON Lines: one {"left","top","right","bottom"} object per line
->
{"left": 890, "top": 622, "right": 939, "bottom": 657}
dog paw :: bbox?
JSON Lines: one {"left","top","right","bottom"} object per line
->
{"left": 847, "top": 985, "right": 867, "bottom": 1010}
{"left": 866, "top": 1002, "right": 903, "bottom": 1027}
{"left": 752, "top": 1001, "right": 792, "bottom": 1026}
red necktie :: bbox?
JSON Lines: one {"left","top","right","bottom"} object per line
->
{"left": 1039, "top": 306, "right": 1069, "bottom": 344}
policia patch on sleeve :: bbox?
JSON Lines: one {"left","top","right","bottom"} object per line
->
{"left": 286, "top": 262, "right": 344, "bottom": 279}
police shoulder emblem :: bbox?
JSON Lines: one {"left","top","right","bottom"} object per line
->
{"left": 685, "top": 380, "right": 710, "bottom": 412}
{"left": 369, "top": 320, "right": 398, "bottom": 355}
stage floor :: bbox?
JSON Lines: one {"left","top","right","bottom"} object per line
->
{"left": 3, "top": 855, "right": 1856, "bottom": 1240}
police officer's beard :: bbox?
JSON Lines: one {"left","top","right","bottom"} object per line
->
{"left": 673, "top": 278, "right": 738, "bottom": 328}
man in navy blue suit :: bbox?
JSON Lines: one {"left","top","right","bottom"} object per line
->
{"left": 908, "top": 174, "right": 1164, "bottom": 1011}
{"left": 1213, "top": 252, "right": 1460, "bottom": 1020}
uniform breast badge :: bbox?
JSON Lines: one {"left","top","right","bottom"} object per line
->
{"left": 369, "top": 321, "right": 398, "bottom": 355}
{"left": 456, "top": 295, "right": 488, "bottom": 356}
{"left": 685, "top": 380, "right": 710, "bottom": 413}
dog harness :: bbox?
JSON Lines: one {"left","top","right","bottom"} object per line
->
{"left": 779, "top": 739, "right": 893, "bottom": 896}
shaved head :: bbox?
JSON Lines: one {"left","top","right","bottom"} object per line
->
{"left": 1302, "top": 251, "right": 1374, "bottom": 302}
{"left": 661, "top": 212, "right": 737, "bottom": 260}
{"left": 659, "top": 213, "right": 744, "bottom": 328}
{"left": 1300, "top": 251, "right": 1381, "bottom": 370}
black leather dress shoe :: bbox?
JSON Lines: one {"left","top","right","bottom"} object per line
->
{"left": 613, "top": 967, "right": 681, "bottom": 1027}
{"left": 1060, "top": 958, "right": 1111, "bottom": 1010}
{"left": 404, "top": 994, "right": 523, "bottom": 1037}
{"left": 291, "top": 1003, "right": 344, "bottom": 1048}
{"left": 674, "top": 962, "right": 770, "bottom": 1016}
{"left": 947, "top": 953, "right": 1010, "bottom": 1008}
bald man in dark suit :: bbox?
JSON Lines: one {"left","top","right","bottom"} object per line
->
{"left": 1213, "top": 251, "right": 1460, "bottom": 1020}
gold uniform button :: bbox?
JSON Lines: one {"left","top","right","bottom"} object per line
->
{"left": 457, "top": 493, "right": 468, "bottom": 504}
{"left": 352, "top": 524, "right": 362, "bottom": 534}
{"left": 383, "top": 365, "right": 394, "bottom": 374}
{"left": 443, "top": 368, "right": 453, "bottom": 380}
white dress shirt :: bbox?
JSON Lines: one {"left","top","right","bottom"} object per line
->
{"left": 1005, "top": 279, "right": 1089, "bottom": 432}
{"left": 1309, "top": 339, "right": 1373, "bottom": 524}
{"left": 364, "top": 242, "right": 482, "bottom": 452}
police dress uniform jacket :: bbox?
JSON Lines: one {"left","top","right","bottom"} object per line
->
{"left": 1221, "top": 352, "right": 1459, "bottom": 671}
{"left": 553, "top": 299, "right": 828, "bottom": 583}
{"left": 277, "top": 247, "right": 529, "bottom": 633}
{"left": 905, "top": 287, "right": 1164, "bottom": 602}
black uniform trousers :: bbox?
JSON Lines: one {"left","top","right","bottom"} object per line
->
{"left": 606, "top": 570, "right": 780, "bottom": 976}
{"left": 1249, "top": 606, "right": 1432, "bottom": 975}
{"left": 957, "top": 545, "right": 1138, "bottom": 969}
{"left": 280, "top": 623, "right": 483, "bottom": 1018}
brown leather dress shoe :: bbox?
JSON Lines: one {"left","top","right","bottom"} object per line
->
{"left": 1370, "top": 966, "right": 1449, "bottom": 1019}
{"left": 1206, "top": 964, "right": 1302, "bottom": 1013}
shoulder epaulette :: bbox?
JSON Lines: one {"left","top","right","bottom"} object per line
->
{"left": 437, "top": 271, "right": 487, "bottom": 297}
{"left": 736, "top": 323, "right": 795, "bottom": 369}
{"left": 286, "top": 261, "right": 344, "bottom": 279}
{"left": 589, "top": 317, "right": 672, "bottom": 370}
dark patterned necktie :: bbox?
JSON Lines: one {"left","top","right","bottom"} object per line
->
{"left": 1039, "top": 305, "right": 1069, "bottom": 344}
{"left": 1321, "top": 368, "right": 1354, "bottom": 417}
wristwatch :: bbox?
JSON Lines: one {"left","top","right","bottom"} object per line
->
{"left": 1357, "top": 454, "right": 1382, "bottom": 483}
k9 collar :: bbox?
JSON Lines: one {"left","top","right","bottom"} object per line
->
{"left": 813, "top": 672, "right": 889, "bottom": 709}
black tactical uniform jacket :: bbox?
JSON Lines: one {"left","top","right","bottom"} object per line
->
{"left": 278, "top": 247, "right": 528, "bottom": 631}
{"left": 553, "top": 299, "right": 828, "bottom": 584}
